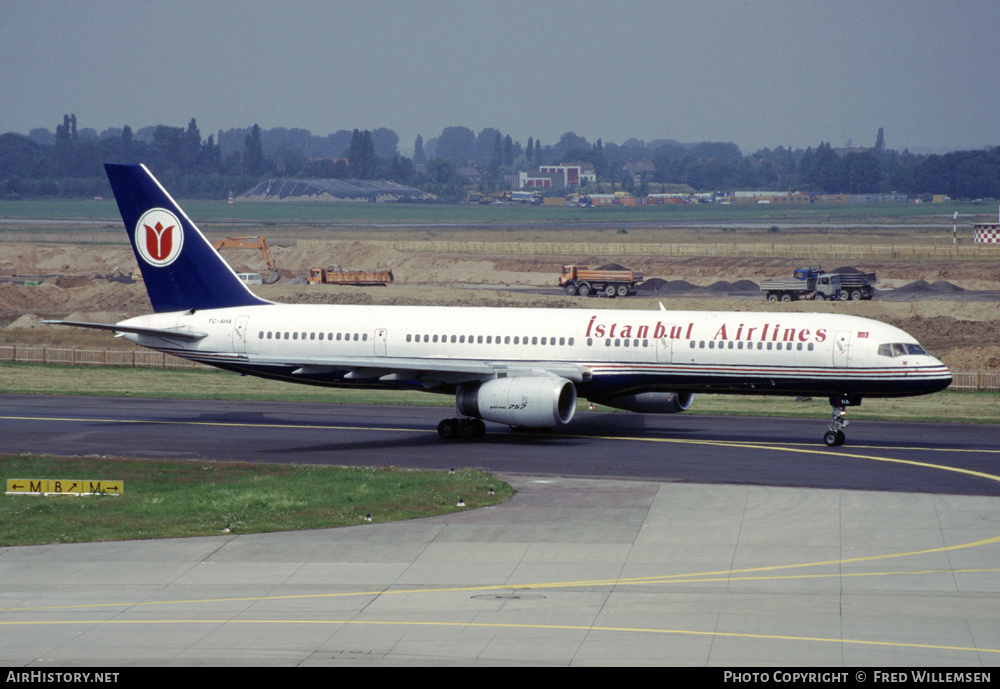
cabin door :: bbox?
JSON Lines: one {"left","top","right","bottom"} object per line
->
{"left": 375, "top": 328, "right": 388, "bottom": 356}
{"left": 655, "top": 324, "right": 675, "bottom": 364}
{"left": 233, "top": 315, "right": 249, "bottom": 354}
{"left": 833, "top": 330, "right": 851, "bottom": 367}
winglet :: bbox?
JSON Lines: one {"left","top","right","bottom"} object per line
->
{"left": 105, "top": 163, "right": 270, "bottom": 313}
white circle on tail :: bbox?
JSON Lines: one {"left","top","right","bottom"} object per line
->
{"left": 135, "top": 208, "right": 184, "bottom": 267}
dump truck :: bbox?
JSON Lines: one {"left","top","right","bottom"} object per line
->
{"left": 834, "top": 269, "right": 878, "bottom": 300}
{"left": 560, "top": 264, "right": 644, "bottom": 297}
{"left": 761, "top": 269, "right": 842, "bottom": 301}
{"left": 308, "top": 265, "right": 394, "bottom": 286}
{"left": 211, "top": 236, "right": 280, "bottom": 284}
{"left": 761, "top": 267, "right": 877, "bottom": 302}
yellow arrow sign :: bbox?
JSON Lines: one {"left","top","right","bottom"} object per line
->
{"left": 6, "top": 479, "right": 123, "bottom": 496}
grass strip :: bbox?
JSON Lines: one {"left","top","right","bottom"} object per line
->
{"left": 0, "top": 454, "right": 513, "bottom": 546}
{"left": 2, "top": 361, "right": 998, "bottom": 424}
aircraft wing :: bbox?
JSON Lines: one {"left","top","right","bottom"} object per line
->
{"left": 272, "top": 355, "right": 593, "bottom": 386}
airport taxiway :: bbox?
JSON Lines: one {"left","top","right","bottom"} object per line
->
{"left": 1, "top": 395, "right": 998, "bottom": 666}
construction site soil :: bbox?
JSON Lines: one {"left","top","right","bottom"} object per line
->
{"left": 2, "top": 231, "right": 999, "bottom": 373}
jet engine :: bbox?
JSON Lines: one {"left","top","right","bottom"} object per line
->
{"left": 457, "top": 376, "right": 577, "bottom": 428}
{"left": 597, "top": 391, "right": 694, "bottom": 414}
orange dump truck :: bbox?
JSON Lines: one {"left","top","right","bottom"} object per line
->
{"left": 560, "top": 264, "right": 644, "bottom": 297}
{"left": 308, "top": 265, "right": 394, "bottom": 286}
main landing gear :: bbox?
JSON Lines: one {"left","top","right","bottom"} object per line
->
{"left": 823, "top": 395, "right": 859, "bottom": 447}
{"left": 438, "top": 417, "right": 486, "bottom": 440}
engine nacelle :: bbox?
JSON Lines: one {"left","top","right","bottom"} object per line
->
{"left": 597, "top": 391, "right": 694, "bottom": 414}
{"left": 457, "top": 376, "right": 577, "bottom": 428}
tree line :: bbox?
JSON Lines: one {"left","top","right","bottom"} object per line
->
{"left": 2, "top": 116, "right": 999, "bottom": 201}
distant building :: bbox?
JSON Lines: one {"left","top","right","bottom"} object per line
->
{"left": 538, "top": 162, "right": 596, "bottom": 187}
{"left": 623, "top": 160, "right": 655, "bottom": 183}
{"left": 517, "top": 170, "right": 565, "bottom": 189}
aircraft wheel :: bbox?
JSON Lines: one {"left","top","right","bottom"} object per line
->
{"left": 438, "top": 418, "right": 457, "bottom": 439}
{"left": 458, "top": 418, "right": 483, "bottom": 440}
{"left": 823, "top": 430, "right": 845, "bottom": 447}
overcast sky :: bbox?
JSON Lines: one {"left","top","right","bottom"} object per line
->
{"left": 4, "top": 0, "right": 999, "bottom": 156}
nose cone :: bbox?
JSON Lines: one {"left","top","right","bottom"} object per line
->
{"left": 924, "top": 355, "right": 953, "bottom": 393}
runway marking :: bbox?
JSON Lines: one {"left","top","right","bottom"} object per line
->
{"left": 0, "top": 617, "right": 996, "bottom": 657}
{"left": 1, "top": 414, "right": 419, "bottom": 434}
{"left": 6, "top": 539, "right": 1000, "bottom": 613}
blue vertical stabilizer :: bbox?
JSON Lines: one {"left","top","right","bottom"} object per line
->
{"left": 105, "top": 163, "right": 270, "bottom": 313}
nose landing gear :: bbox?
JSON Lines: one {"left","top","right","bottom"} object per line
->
{"left": 824, "top": 395, "right": 859, "bottom": 446}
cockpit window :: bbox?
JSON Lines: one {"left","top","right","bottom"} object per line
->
{"left": 878, "top": 342, "right": 928, "bottom": 357}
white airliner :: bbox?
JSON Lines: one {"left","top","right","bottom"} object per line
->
{"left": 46, "top": 164, "right": 952, "bottom": 446}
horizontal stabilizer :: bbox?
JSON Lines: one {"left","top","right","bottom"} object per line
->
{"left": 39, "top": 320, "right": 208, "bottom": 341}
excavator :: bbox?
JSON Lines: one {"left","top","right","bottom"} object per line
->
{"left": 211, "top": 236, "right": 281, "bottom": 284}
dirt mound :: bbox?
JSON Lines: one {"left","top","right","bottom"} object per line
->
{"left": 637, "top": 278, "right": 668, "bottom": 291}
{"left": 46, "top": 276, "right": 95, "bottom": 289}
{"left": 596, "top": 262, "right": 630, "bottom": 271}
{"left": 895, "top": 280, "right": 965, "bottom": 294}
{"left": 6, "top": 314, "right": 47, "bottom": 329}
{"left": 732, "top": 279, "right": 759, "bottom": 291}
{"left": 637, "top": 279, "right": 698, "bottom": 293}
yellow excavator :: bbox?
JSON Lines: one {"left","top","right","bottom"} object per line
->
{"left": 211, "top": 236, "right": 281, "bottom": 284}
